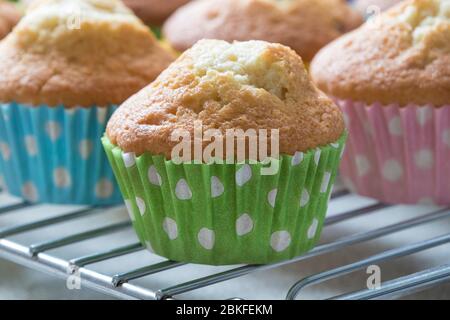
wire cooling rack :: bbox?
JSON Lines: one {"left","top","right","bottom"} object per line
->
{"left": 0, "top": 183, "right": 449, "bottom": 300}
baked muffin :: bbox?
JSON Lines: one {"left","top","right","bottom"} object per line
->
{"left": 354, "top": 0, "right": 403, "bottom": 16}
{"left": 0, "top": 0, "right": 21, "bottom": 40}
{"left": 163, "top": 0, "right": 363, "bottom": 61}
{"left": 103, "top": 39, "right": 347, "bottom": 265}
{"left": 311, "top": 0, "right": 450, "bottom": 205}
{"left": 0, "top": 0, "right": 174, "bottom": 204}
{"left": 122, "top": 0, "right": 190, "bottom": 26}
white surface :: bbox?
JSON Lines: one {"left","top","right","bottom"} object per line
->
{"left": 0, "top": 190, "right": 449, "bottom": 300}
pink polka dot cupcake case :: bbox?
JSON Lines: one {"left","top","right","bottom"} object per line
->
{"left": 338, "top": 101, "right": 450, "bottom": 205}
{"left": 311, "top": 0, "right": 450, "bottom": 205}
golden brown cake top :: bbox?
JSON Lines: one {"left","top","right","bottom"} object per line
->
{"left": 311, "top": 0, "right": 450, "bottom": 106}
{"left": 106, "top": 40, "right": 345, "bottom": 158}
{"left": 123, "top": 0, "right": 190, "bottom": 26}
{"left": 0, "top": 1, "right": 21, "bottom": 40}
{"left": 0, "top": 0, "right": 175, "bottom": 107}
{"left": 162, "top": 0, "right": 362, "bottom": 61}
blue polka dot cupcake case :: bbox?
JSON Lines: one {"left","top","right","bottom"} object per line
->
{"left": 0, "top": 0, "right": 175, "bottom": 204}
{"left": 0, "top": 103, "right": 123, "bottom": 204}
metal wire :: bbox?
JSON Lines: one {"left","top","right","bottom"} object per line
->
{"left": 156, "top": 207, "right": 450, "bottom": 299}
{"left": 286, "top": 233, "right": 450, "bottom": 300}
{"left": 332, "top": 264, "right": 450, "bottom": 300}
{"left": 1, "top": 190, "right": 449, "bottom": 300}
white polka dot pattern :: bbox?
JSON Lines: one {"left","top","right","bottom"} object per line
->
{"left": 122, "top": 152, "right": 136, "bottom": 168}
{"left": 135, "top": 197, "right": 146, "bottom": 216}
{"left": 53, "top": 167, "right": 71, "bottom": 188}
{"left": 79, "top": 140, "right": 93, "bottom": 160}
{"left": 382, "top": 159, "right": 403, "bottom": 182}
{"left": 95, "top": 179, "right": 114, "bottom": 199}
{"left": 330, "top": 142, "right": 340, "bottom": 149}
{"left": 175, "top": 179, "right": 192, "bottom": 200}
{"left": 210, "top": 176, "right": 224, "bottom": 198}
{"left": 124, "top": 199, "right": 136, "bottom": 222}
{"left": 267, "top": 188, "right": 277, "bottom": 208}
{"left": 300, "top": 189, "right": 310, "bottom": 207}
{"left": 45, "top": 121, "right": 61, "bottom": 141}
{"left": 236, "top": 164, "right": 252, "bottom": 186}
{"left": 388, "top": 116, "right": 403, "bottom": 136}
{"left": 320, "top": 172, "right": 331, "bottom": 193}
{"left": 270, "top": 231, "right": 291, "bottom": 252}
{"left": 24, "top": 136, "right": 38, "bottom": 156}
{"left": 148, "top": 165, "right": 162, "bottom": 186}
{"left": 416, "top": 107, "right": 432, "bottom": 126}
{"left": 355, "top": 155, "right": 370, "bottom": 177}
{"left": 236, "top": 214, "right": 254, "bottom": 236}
{"left": 307, "top": 218, "right": 319, "bottom": 240}
{"left": 163, "top": 217, "right": 178, "bottom": 240}
{"left": 97, "top": 108, "right": 108, "bottom": 124}
{"left": 291, "top": 152, "right": 303, "bottom": 166}
{"left": 414, "top": 149, "right": 434, "bottom": 170}
{"left": 0, "top": 142, "right": 11, "bottom": 161}
{"left": 314, "top": 149, "right": 321, "bottom": 165}
{"left": 198, "top": 228, "right": 215, "bottom": 250}
{"left": 22, "top": 182, "right": 38, "bottom": 202}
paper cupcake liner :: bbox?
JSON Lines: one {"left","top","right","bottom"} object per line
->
{"left": 102, "top": 133, "right": 347, "bottom": 265}
{"left": 338, "top": 99, "right": 450, "bottom": 205}
{"left": 0, "top": 102, "right": 123, "bottom": 205}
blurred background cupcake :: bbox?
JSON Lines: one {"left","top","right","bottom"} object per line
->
{"left": 122, "top": 0, "right": 190, "bottom": 28}
{"left": 163, "top": 0, "right": 363, "bottom": 61}
{"left": 0, "top": 0, "right": 21, "bottom": 40}
{"left": 0, "top": 0, "right": 175, "bottom": 204}
{"left": 103, "top": 39, "right": 346, "bottom": 265}
{"left": 311, "top": 0, "right": 450, "bottom": 205}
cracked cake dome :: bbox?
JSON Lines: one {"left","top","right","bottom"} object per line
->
{"left": 0, "top": 0, "right": 175, "bottom": 205}
{"left": 102, "top": 40, "right": 347, "bottom": 265}
{"left": 0, "top": 0, "right": 175, "bottom": 107}
{"left": 311, "top": 0, "right": 450, "bottom": 205}
{"left": 162, "top": 0, "right": 363, "bottom": 61}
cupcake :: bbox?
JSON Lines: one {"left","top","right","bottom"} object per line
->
{"left": 0, "top": 0, "right": 174, "bottom": 204}
{"left": 0, "top": 0, "right": 21, "bottom": 40}
{"left": 162, "top": 0, "right": 363, "bottom": 61}
{"left": 122, "top": 0, "right": 190, "bottom": 26}
{"left": 354, "top": 0, "right": 403, "bottom": 16}
{"left": 311, "top": 0, "right": 450, "bottom": 205}
{"left": 103, "top": 39, "right": 347, "bottom": 265}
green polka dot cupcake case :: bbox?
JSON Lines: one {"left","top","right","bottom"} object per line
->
{"left": 102, "top": 134, "right": 346, "bottom": 265}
